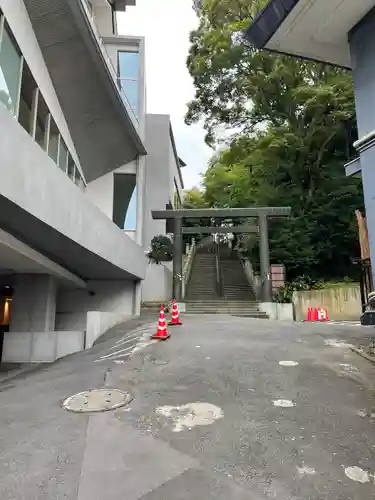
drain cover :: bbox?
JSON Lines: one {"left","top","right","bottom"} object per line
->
{"left": 62, "top": 389, "right": 133, "bottom": 413}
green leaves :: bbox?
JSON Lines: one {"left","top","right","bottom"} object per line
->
{"left": 147, "top": 235, "right": 173, "bottom": 265}
{"left": 185, "top": 0, "right": 363, "bottom": 281}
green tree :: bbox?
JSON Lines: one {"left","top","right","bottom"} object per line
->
{"left": 185, "top": 0, "right": 363, "bottom": 280}
{"left": 181, "top": 187, "right": 211, "bottom": 245}
{"left": 182, "top": 187, "right": 208, "bottom": 209}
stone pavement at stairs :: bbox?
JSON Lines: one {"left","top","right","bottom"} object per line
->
{"left": 0, "top": 314, "right": 375, "bottom": 499}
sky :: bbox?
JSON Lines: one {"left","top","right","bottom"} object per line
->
{"left": 117, "top": 0, "right": 212, "bottom": 190}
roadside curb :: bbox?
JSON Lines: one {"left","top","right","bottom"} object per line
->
{"left": 350, "top": 346, "right": 375, "bottom": 365}
{"left": 0, "top": 363, "right": 47, "bottom": 387}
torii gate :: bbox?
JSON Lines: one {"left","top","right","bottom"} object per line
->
{"left": 152, "top": 207, "right": 291, "bottom": 303}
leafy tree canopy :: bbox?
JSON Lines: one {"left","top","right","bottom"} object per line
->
{"left": 184, "top": 0, "right": 363, "bottom": 281}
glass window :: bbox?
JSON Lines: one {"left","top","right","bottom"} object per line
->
{"left": 75, "top": 169, "right": 85, "bottom": 189}
{"left": 0, "top": 22, "right": 22, "bottom": 116}
{"left": 74, "top": 166, "right": 81, "bottom": 186}
{"left": 35, "top": 93, "right": 49, "bottom": 150}
{"left": 48, "top": 119, "right": 59, "bottom": 164}
{"left": 67, "top": 155, "right": 75, "bottom": 181}
{"left": 118, "top": 51, "right": 139, "bottom": 80}
{"left": 118, "top": 79, "right": 137, "bottom": 110}
{"left": 124, "top": 186, "right": 137, "bottom": 230}
{"left": 118, "top": 51, "right": 139, "bottom": 117}
{"left": 18, "top": 62, "right": 36, "bottom": 134}
{"left": 59, "top": 138, "right": 68, "bottom": 172}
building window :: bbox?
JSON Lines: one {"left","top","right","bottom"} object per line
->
{"left": 0, "top": 20, "right": 22, "bottom": 117}
{"left": 35, "top": 92, "right": 49, "bottom": 150}
{"left": 113, "top": 173, "right": 137, "bottom": 230}
{"left": 48, "top": 118, "right": 59, "bottom": 164}
{"left": 118, "top": 51, "right": 139, "bottom": 119}
{"left": 59, "top": 138, "right": 68, "bottom": 172}
{"left": 0, "top": 13, "right": 85, "bottom": 188}
{"left": 124, "top": 186, "right": 137, "bottom": 230}
{"left": 67, "top": 154, "right": 75, "bottom": 181}
{"left": 18, "top": 62, "right": 36, "bottom": 134}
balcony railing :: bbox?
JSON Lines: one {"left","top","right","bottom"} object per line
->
{"left": 80, "top": 0, "right": 139, "bottom": 126}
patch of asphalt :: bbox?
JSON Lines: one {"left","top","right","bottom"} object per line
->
{"left": 0, "top": 314, "right": 157, "bottom": 391}
{"left": 93, "top": 312, "right": 156, "bottom": 347}
{"left": 0, "top": 363, "right": 51, "bottom": 388}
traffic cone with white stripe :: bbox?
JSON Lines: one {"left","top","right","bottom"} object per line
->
{"left": 168, "top": 299, "right": 182, "bottom": 326}
{"left": 151, "top": 305, "right": 170, "bottom": 340}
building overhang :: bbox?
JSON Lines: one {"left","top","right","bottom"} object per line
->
{"left": 345, "top": 157, "right": 362, "bottom": 178}
{"left": 112, "top": 0, "right": 137, "bottom": 10}
{"left": 23, "top": 0, "right": 146, "bottom": 183}
{"left": 0, "top": 108, "right": 147, "bottom": 282}
{"left": 0, "top": 229, "right": 86, "bottom": 290}
{"left": 92, "top": 0, "right": 135, "bottom": 11}
{"left": 245, "top": 0, "right": 375, "bottom": 68}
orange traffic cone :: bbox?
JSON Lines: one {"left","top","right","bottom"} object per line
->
{"left": 316, "top": 307, "right": 329, "bottom": 322}
{"left": 151, "top": 305, "right": 170, "bottom": 340}
{"left": 306, "top": 308, "right": 313, "bottom": 321}
{"left": 168, "top": 299, "right": 182, "bottom": 326}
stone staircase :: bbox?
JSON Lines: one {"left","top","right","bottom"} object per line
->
{"left": 220, "top": 245, "right": 256, "bottom": 302}
{"left": 186, "top": 244, "right": 220, "bottom": 301}
{"left": 185, "top": 242, "right": 268, "bottom": 318}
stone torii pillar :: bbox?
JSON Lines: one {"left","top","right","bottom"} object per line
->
{"left": 259, "top": 214, "right": 272, "bottom": 302}
{"left": 173, "top": 217, "right": 183, "bottom": 301}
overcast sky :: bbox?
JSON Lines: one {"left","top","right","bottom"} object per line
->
{"left": 118, "top": 0, "right": 212, "bottom": 190}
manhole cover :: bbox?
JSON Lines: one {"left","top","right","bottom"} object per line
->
{"left": 62, "top": 389, "right": 133, "bottom": 413}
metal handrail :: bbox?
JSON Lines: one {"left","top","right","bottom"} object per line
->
{"left": 182, "top": 239, "right": 197, "bottom": 299}
{"left": 215, "top": 242, "right": 224, "bottom": 297}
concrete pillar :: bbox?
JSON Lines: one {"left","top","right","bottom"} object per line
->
{"left": 135, "top": 156, "right": 146, "bottom": 248}
{"left": 173, "top": 218, "right": 183, "bottom": 301}
{"left": 259, "top": 215, "right": 272, "bottom": 302}
{"left": 133, "top": 279, "right": 142, "bottom": 317}
{"left": 10, "top": 275, "right": 57, "bottom": 332}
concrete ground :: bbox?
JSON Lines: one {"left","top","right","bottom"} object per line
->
{"left": 0, "top": 315, "right": 375, "bottom": 499}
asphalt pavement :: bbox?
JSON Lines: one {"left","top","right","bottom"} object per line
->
{"left": 0, "top": 314, "right": 375, "bottom": 499}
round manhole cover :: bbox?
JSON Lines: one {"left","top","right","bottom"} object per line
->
{"left": 62, "top": 389, "right": 133, "bottom": 413}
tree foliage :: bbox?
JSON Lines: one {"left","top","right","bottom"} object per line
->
{"left": 184, "top": 0, "right": 363, "bottom": 281}
{"left": 147, "top": 235, "right": 173, "bottom": 265}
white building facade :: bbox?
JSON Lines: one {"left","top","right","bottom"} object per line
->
{"left": 0, "top": 0, "right": 184, "bottom": 363}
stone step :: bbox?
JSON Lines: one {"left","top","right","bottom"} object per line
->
{"left": 186, "top": 310, "right": 269, "bottom": 317}
{"left": 223, "top": 286, "right": 253, "bottom": 291}
{"left": 186, "top": 301, "right": 260, "bottom": 305}
{"left": 186, "top": 305, "right": 265, "bottom": 310}
{"left": 186, "top": 306, "right": 263, "bottom": 312}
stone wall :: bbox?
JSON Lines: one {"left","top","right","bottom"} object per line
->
{"left": 293, "top": 285, "right": 362, "bottom": 321}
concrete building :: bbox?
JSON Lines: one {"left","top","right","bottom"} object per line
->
{"left": 0, "top": 0, "right": 184, "bottom": 363}
{"left": 245, "top": 0, "right": 375, "bottom": 285}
